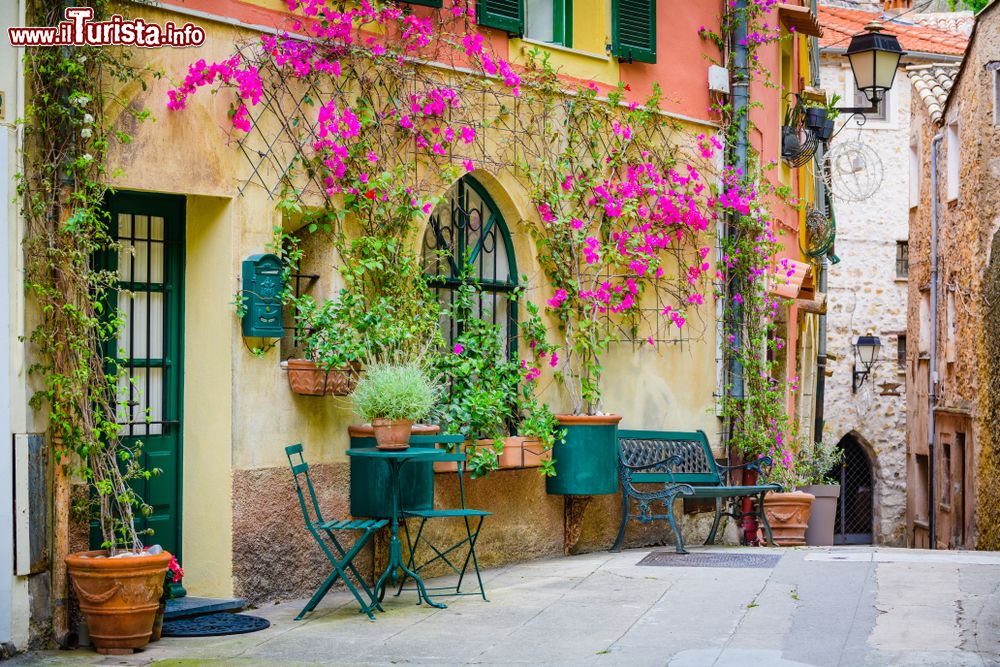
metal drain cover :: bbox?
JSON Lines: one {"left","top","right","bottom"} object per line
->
{"left": 636, "top": 551, "right": 781, "bottom": 568}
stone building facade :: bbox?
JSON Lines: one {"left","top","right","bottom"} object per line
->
{"left": 906, "top": 2, "right": 1000, "bottom": 550}
{"left": 817, "top": 3, "right": 966, "bottom": 546}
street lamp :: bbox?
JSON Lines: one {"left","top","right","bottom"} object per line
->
{"left": 852, "top": 335, "right": 882, "bottom": 394}
{"left": 839, "top": 21, "right": 905, "bottom": 116}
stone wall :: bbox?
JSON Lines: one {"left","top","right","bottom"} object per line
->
{"left": 819, "top": 54, "right": 912, "bottom": 545}
{"left": 905, "top": 5, "right": 1000, "bottom": 549}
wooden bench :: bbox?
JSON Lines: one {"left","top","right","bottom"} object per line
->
{"left": 611, "top": 429, "right": 783, "bottom": 554}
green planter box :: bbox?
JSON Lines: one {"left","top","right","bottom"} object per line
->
{"left": 348, "top": 425, "right": 438, "bottom": 519}
{"left": 545, "top": 415, "right": 622, "bottom": 495}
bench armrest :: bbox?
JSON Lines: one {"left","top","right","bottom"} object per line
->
{"left": 619, "top": 455, "right": 695, "bottom": 501}
{"left": 717, "top": 456, "right": 774, "bottom": 484}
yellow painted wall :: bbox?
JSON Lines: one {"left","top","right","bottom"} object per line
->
{"left": 101, "top": 5, "right": 723, "bottom": 593}
{"left": 182, "top": 195, "right": 236, "bottom": 598}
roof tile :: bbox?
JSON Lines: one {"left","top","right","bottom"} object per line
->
{"left": 906, "top": 63, "right": 960, "bottom": 124}
{"left": 818, "top": 6, "right": 968, "bottom": 56}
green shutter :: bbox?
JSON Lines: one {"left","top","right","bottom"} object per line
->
{"left": 476, "top": 0, "right": 523, "bottom": 36}
{"left": 401, "top": 0, "right": 443, "bottom": 7}
{"left": 612, "top": 0, "right": 656, "bottom": 64}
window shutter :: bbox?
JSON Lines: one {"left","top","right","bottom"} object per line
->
{"left": 612, "top": 0, "right": 656, "bottom": 64}
{"left": 401, "top": 0, "right": 443, "bottom": 7}
{"left": 476, "top": 0, "right": 523, "bottom": 36}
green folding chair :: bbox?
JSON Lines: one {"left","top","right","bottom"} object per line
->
{"left": 396, "top": 434, "right": 491, "bottom": 601}
{"left": 285, "top": 444, "right": 387, "bottom": 621}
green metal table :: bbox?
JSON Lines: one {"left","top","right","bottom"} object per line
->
{"left": 346, "top": 447, "right": 449, "bottom": 609}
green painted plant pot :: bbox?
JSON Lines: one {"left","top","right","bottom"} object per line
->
{"left": 348, "top": 424, "right": 439, "bottom": 519}
{"left": 545, "top": 415, "right": 622, "bottom": 496}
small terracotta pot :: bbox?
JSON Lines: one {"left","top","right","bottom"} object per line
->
{"left": 763, "top": 491, "right": 815, "bottom": 547}
{"left": 372, "top": 418, "right": 413, "bottom": 450}
{"left": 66, "top": 549, "right": 171, "bottom": 654}
{"left": 498, "top": 437, "right": 551, "bottom": 469}
{"left": 285, "top": 359, "right": 360, "bottom": 396}
{"left": 150, "top": 600, "right": 166, "bottom": 642}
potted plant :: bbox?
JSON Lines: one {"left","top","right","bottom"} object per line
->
{"left": 762, "top": 450, "right": 815, "bottom": 547}
{"left": 799, "top": 439, "right": 844, "bottom": 546}
{"left": 814, "top": 94, "right": 841, "bottom": 142}
{"left": 524, "top": 89, "right": 714, "bottom": 495}
{"left": 433, "top": 282, "right": 559, "bottom": 478}
{"left": 66, "top": 442, "right": 171, "bottom": 654}
{"left": 803, "top": 103, "right": 827, "bottom": 131}
{"left": 351, "top": 360, "right": 439, "bottom": 450}
{"left": 149, "top": 551, "right": 184, "bottom": 642}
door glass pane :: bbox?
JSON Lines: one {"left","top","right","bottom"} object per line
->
{"left": 116, "top": 291, "right": 164, "bottom": 360}
{"left": 115, "top": 367, "right": 164, "bottom": 436}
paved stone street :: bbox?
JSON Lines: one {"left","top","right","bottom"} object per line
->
{"left": 13, "top": 546, "right": 1000, "bottom": 667}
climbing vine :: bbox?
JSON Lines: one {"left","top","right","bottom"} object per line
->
{"left": 19, "top": 0, "right": 157, "bottom": 551}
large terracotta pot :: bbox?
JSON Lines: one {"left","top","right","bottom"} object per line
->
{"left": 66, "top": 549, "right": 171, "bottom": 654}
{"left": 149, "top": 600, "right": 166, "bottom": 642}
{"left": 802, "top": 483, "right": 841, "bottom": 546}
{"left": 763, "top": 491, "right": 815, "bottom": 546}
{"left": 372, "top": 418, "right": 413, "bottom": 450}
{"left": 285, "top": 359, "right": 360, "bottom": 396}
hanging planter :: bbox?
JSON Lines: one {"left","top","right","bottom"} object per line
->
{"left": 546, "top": 415, "right": 622, "bottom": 496}
{"left": 814, "top": 119, "right": 835, "bottom": 142}
{"left": 284, "top": 359, "right": 360, "bottom": 396}
{"left": 804, "top": 106, "right": 827, "bottom": 130}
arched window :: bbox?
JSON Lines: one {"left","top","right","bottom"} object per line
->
{"left": 422, "top": 176, "right": 518, "bottom": 354}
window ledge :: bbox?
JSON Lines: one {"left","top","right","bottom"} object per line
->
{"left": 518, "top": 39, "right": 610, "bottom": 62}
{"left": 895, "top": 277, "right": 909, "bottom": 283}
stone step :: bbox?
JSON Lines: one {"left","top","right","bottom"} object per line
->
{"left": 165, "top": 596, "right": 246, "bottom": 620}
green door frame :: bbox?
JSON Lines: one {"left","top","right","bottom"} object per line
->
{"left": 92, "top": 191, "right": 186, "bottom": 568}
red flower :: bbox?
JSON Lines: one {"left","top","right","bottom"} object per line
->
{"left": 364, "top": 189, "right": 376, "bottom": 199}
{"left": 624, "top": 83, "right": 632, "bottom": 91}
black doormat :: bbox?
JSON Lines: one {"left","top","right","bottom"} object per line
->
{"left": 636, "top": 551, "right": 781, "bottom": 568}
{"left": 162, "top": 612, "right": 270, "bottom": 637}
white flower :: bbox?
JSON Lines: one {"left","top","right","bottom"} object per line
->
{"left": 80, "top": 128, "right": 92, "bottom": 138}
{"left": 81, "top": 153, "right": 93, "bottom": 162}
{"left": 83, "top": 113, "right": 94, "bottom": 124}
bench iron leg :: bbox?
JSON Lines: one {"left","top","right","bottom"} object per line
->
{"left": 757, "top": 492, "right": 776, "bottom": 546}
{"left": 666, "top": 494, "right": 688, "bottom": 554}
{"left": 611, "top": 492, "right": 629, "bottom": 553}
{"left": 705, "top": 497, "right": 723, "bottom": 546}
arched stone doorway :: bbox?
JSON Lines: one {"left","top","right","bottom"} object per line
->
{"left": 833, "top": 434, "right": 874, "bottom": 544}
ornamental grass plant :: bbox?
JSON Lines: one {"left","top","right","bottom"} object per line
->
{"left": 351, "top": 361, "right": 439, "bottom": 423}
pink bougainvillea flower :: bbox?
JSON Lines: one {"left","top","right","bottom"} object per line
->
{"left": 549, "top": 351, "right": 559, "bottom": 367}
{"left": 547, "top": 289, "right": 568, "bottom": 308}
{"left": 453, "top": 344, "right": 464, "bottom": 355}
{"left": 463, "top": 159, "right": 475, "bottom": 172}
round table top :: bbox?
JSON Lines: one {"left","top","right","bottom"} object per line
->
{"left": 346, "top": 447, "right": 447, "bottom": 460}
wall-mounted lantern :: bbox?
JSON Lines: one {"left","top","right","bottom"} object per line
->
{"left": 838, "top": 21, "right": 905, "bottom": 117}
{"left": 852, "top": 335, "right": 882, "bottom": 394}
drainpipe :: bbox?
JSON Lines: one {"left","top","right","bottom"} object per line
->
{"left": 810, "top": 0, "right": 827, "bottom": 445}
{"left": 928, "top": 130, "right": 943, "bottom": 550}
{"left": 728, "top": 0, "right": 748, "bottom": 410}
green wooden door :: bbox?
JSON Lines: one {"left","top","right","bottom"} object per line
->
{"left": 92, "top": 192, "right": 185, "bottom": 559}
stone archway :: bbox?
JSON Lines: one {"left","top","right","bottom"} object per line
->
{"left": 832, "top": 433, "right": 874, "bottom": 544}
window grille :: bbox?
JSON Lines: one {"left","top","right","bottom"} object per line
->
{"left": 897, "top": 335, "right": 906, "bottom": 370}
{"left": 422, "top": 176, "right": 518, "bottom": 354}
{"left": 896, "top": 240, "right": 909, "bottom": 279}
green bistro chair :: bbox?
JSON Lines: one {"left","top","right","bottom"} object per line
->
{"left": 396, "top": 434, "right": 491, "bottom": 602}
{"left": 285, "top": 444, "right": 387, "bottom": 621}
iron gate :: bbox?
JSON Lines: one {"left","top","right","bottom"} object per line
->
{"left": 833, "top": 435, "right": 873, "bottom": 544}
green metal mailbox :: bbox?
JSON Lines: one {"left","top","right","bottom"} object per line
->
{"left": 241, "top": 253, "right": 284, "bottom": 338}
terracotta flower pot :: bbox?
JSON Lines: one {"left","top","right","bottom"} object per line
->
{"left": 65, "top": 549, "right": 172, "bottom": 654}
{"left": 372, "top": 418, "right": 413, "bottom": 450}
{"left": 285, "top": 359, "right": 360, "bottom": 396}
{"left": 763, "top": 491, "right": 815, "bottom": 546}
{"left": 497, "top": 437, "right": 551, "bottom": 469}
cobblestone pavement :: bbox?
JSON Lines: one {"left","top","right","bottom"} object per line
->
{"left": 11, "top": 546, "right": 1000, "bottom": 666}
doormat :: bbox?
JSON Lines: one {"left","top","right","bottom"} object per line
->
{"left": 161, "top": 612, "right": 270, "bottom": 637}
{"left": 636, "top": 552, "right": 781, "bottom": 568}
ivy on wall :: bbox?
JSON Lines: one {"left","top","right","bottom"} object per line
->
{"left": 19, "top": 0, "right": 158, "bottom": 550}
